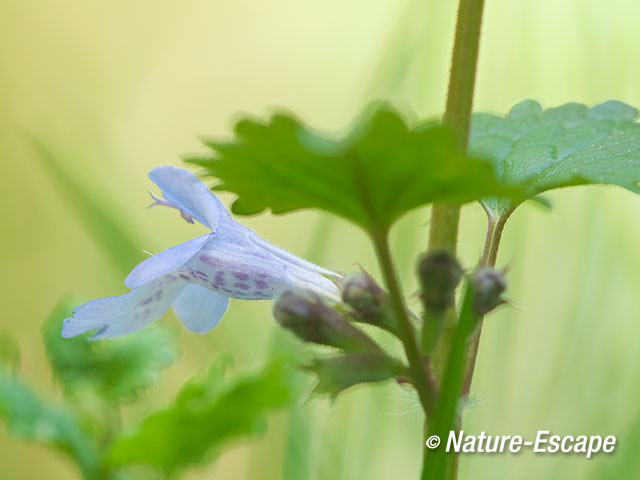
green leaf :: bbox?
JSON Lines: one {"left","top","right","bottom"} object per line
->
{"left": 187, "top": 105, "right": 517, "bottom": 232}
{"left": 469, "top": 100, "right": 640, "bottom": 218}
{"left": 0, "top": 331, "right": 20, "bottom": 371}
{"left": 0, "top": 371, "right": 102, "bottom": 478}
{"left": 108, "top": 356, "right": 300, "bottom": 476}
{"left": 308, "top": 352, "right": 405, "bottom": 399}
{"left": 42, "top": 299, "right": 176, "bottom": 405}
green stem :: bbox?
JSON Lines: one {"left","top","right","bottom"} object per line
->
{"left": 479, "top": 206, "right": 511, "bottom": 268}
{"left": 423, "top": 285, "right": 478, "bottom": 480}
{"left": 422, "top": 309, "right": 446, "bottom": 356}
{"left": 461, "top": 208, "right": 511, "bottom": 396}
{"left": 424, "top": 0, "right": 486, "bottom": 478}
{"left": 479, "top": 211, "right": 497, "bottom": 267}
{"left": 428, "top": 0, "right": 485, "bottom": 254}
{"left": 371, "top": 229, "right": 435, "bottom": 417}
{"left": 428, "top": 205, "right": 460, "bottom": 253}
{"left": 442, "top": 0, "right": 486, "bottom": 150}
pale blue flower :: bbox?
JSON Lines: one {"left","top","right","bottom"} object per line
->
{"left": 62, "top": 166, "right": 340, "bottom": 340}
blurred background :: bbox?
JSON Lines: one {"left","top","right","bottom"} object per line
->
{"left": 2, "top": 0, "right": 640, "bottom": 478}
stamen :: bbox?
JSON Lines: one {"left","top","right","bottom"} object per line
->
{"left": 148, "top": 191, "right": 195, "bottom": 224}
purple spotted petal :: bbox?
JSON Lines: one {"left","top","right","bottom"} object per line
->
{"left": 62, "top": 276, "right": 185, "bottom": 340}
{"left": 246, "top": 232, "right": 339, "bottom": 298}
{"left": 180, "top": 220, "right": 339, "bottom": 300}
{"left": 183, "top": 226, "right": 289, "bottom": 299}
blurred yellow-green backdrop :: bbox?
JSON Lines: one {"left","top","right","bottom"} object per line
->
{"left": 2, "top": 0, "right": 640, "bottom": 478}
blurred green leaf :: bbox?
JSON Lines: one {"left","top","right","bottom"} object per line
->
{"left": 187, "top": 105, "right": 517, "bottom": 232}
{"left": 43, "top": 299, "right": 175, "bottom": 405}
{"left": 0, "top": 370, "right": 102, "bottom": 479}
{"left": 109, "top": 355, "right": 300, "bottom": 476}
{"left": 29, "top": 139, "right": 144, "bottom": 273}
{"left": 308, "top": 352, "right": 405, "bottom": 399}
{"left": 470, "top": 100, "right": 640, "bottom": 218}
{"left": 0, "top": 331, "right": 20, "bottom": 371}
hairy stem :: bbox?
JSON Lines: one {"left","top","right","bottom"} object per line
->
{"left": 371, "top": 229, "right": 435, "bottom": 417}
{"left": 461, "top": 209, "right": 511, "bottom": 396}
{"left": 442, "top": 0, "right": 486, "bottom": 149}
{"left": 428, "top": 0, "right": 485, "bottom": 254}
{"left": 424, "top": 0, "right": 486, "bottom": 478}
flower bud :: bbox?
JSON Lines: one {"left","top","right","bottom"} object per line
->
{"left": 472, "top": 268, "right": 507, "bottom": 315}
{"left": 342, "top": 272, "right": 396, "bottom": 333}
{"left": 273, "top": 289, "right": 381, "bottom": 352}
{"left": 418, "top": 250, "right": 463, "bottom": 312}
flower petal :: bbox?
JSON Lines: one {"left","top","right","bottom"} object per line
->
{"left": 124, "top": 234, "right": 211, "bottom": 289}
{"left": 62, "top": 277, "right": 185, "bottom": 340}
{"left": 188, "top": 228, "right": 288, "bottom": 299}
{"left": 172, "top": 284, "right": 229, "bottom": 333}
{"left": 188, "top": 222, "right": 339, "bottom": 300}
{"left": 149, "top": 166, "right": 231, "bottom": 231}
{"left": 247, "top": 231, "right": 341, "bottom": 279}
{"left": 246, "top": 230, "right": 340, "bottom": 298}
{"left": 283, "top": 263, "right": 340, "bottom": 299}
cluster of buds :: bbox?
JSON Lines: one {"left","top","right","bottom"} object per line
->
{"left": 272, "top": 277, "right": 408, "bottom": 397}
{"left": 418, "top": 249, "right": 508, "bottom": 317}
{"left": 272, "top": 258, "right": 509, "bottom": 397}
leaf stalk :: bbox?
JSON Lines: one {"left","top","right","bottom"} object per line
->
{"left": 370, "top": 228, "right": 436, "bottom": 417}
